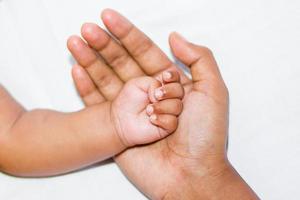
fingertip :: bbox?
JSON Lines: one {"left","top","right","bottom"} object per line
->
{"left": 154, "top": 88, "right": 165, "bottom": 100}
{"left": 101, "top": 8, "right": 116, "bottom": 23}
{"left": 168, "top": 32, "right": 176, "bottom": 44}
{"left": 148, "top": 78, "right": 162, "bottom": 103}
{"left": 169, "top": 32, "right": 185, "bottom": 49}
{"left": 149, "top": 114, "right": 158, "bottom": 123}
{"left": 169, "top": 32, "right": 193, "bottom": 61}
{"left": 102, "top": 8, "right": 114, "bottom": 16}
{"left": 81, "top": 22, "right": 96, "bottom": 36}
{"left": 146, "top": 104, "right": 154, "bottom": 115}
{"left": 169, "top": 32, "right": 191, "bottom": 47}
{"left": 67, "top": 35, "right": 81, "bottom": 50}
{"left": 169, "top": 32, "right": 215, "bottom": 69}
{"left": 67, "top": 36, "right": 98, "bottom": 67}
{"left": 162, "top": 70, "right": 180, "bottom": 83}
{"left": 101, "top": 8, "right": 131, "bottom": 38}
{"left": 81, "top": 23, "right": 108, "bottom": 49}
{"left": 163, "top": 71, "right": 172, "bottom": 81}
{"left": 171, "top": 32, "right": 188, "bottom": 42}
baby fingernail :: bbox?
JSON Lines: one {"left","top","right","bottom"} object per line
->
{"left": 155, "top": 89, "right": 164, "bottom": 99}
{"left": 146, "top": 105, "right": 154, "bottom": 115}
{"left": 163, "top": 71, "right": 172, "bottom": 80}
{"left": 150, "top": 114, "right": 157, "bottom": 121}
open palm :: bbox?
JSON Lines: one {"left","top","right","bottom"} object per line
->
{"left": 68, "top": 9, "right": 230, "bottom": 199}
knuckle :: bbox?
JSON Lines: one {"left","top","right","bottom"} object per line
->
{"left": 152, "top": 102, "right": 161, "bottom": 112}
{"left": 173, "top": 70, "right": 180, "bottom": 79}
{"left": 194, "top": 45, "right": 214, "bottom": 61}
{"left": 175, "top": 100, "right": 183, "bottom": 114}
{"left": 109, "top": 52, "right": 129, "bottom": 68}
{"left": 175, "top": 83, "right": 185, "bottom": 98}
{"left": 94, "top": 74, "right": 115, "bottom": 88}
{"left": 96, "top": 36, "right": 111, "bottom": 51}
{"left": 67, "top": 35, "right": 80, "bottom": 48}
{"left": 167, "top": 117, "right": 178, "bottom": 131}
{"left": 180, "top": 85, "right": 185, "bottom": 96}
{"left": 131, "top": 37, "right": 154, "bottom": 57}
{"left": 79, "top": 87, "right": 95, "bottom": 98}
{"left": 118, "top": 23, "right": 134, "bottom": 40}
{"left": 199, "top": 46, "right": 213, "bottom": 56}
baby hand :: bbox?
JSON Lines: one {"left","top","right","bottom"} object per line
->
{"left": 111, "top": 71, "right": 184, "bottom": 147}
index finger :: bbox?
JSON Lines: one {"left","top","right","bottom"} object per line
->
{"left": 101, "top": 9, "right": 190, "bottom": 84}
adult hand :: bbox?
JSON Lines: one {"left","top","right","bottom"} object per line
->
{"left": 68, "top": 9, "right": 258, "bottom": 199}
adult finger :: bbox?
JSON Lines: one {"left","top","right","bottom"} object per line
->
{"left": 169, "top": 32, "right": 227, "bottom": 94}
{"left": 72, "top": 64, "right": 106, "bottom": 106}
{"left": 67, "top": 35, "right": 123, "bottom": 100}
{"left": 101, "top": 9, "right": 190, "bottom": 84}
{"left": 81, "top": 23, "right": 145, "bottom": 81}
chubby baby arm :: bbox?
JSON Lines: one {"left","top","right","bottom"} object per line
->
{"left": 0, "top": 71, "right": 183, "bottom": 177}
{"left": 0, "top": 91, "right": 123, "bottom": 176}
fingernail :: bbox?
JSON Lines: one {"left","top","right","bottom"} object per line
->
{"left": 163, "top": 71, "right": 172, "bottom": 80}
{"left": 116, "top": 13, "right": 131, "bottom": 27}
{"left": 103, "top": 9, "right": 131, "bottom": 27}
{"left": 150, "top": 114, "right": 157, "bottom": 121}
{"left": 173, "top": 32, "right": 188, "bottom": 43}
{"left": 146, "top": 104, "right": 154, "bottom": 115}
{"left": 155, "top": 89, "right": 164, "bottom": 99}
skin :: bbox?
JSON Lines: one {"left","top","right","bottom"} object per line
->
{"left": 68, "top": 9, "right": 259, "bottom": 200}
{"left": 0, "top": 75, "right": 183, "bottom": 177}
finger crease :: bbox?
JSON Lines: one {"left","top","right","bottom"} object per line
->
{"left": 97, "top": 36, "right": 112, "bottom": 52}
{"left": 131, "top": 38, "right": 154, "bottom": 58}
{"left": 118, "top": 24, "right": 135, "bottom": 40}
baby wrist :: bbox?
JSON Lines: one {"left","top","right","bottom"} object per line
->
{"left": 109, "top": 102, "right": 130, "bottom": 149}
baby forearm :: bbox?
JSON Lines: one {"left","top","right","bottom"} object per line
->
{"left": 0, "top": 102, "right": 125, "bottom": 177}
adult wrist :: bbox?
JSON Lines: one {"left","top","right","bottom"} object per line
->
{"left": 163, "top": 158, "right": 231, "bottom": 200}
{"left": 164, "top": 159, "right": 258, "bottom": 200}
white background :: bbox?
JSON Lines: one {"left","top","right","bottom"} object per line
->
{"left": 0, "top": 0, "right": 299, "bottom": 199}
